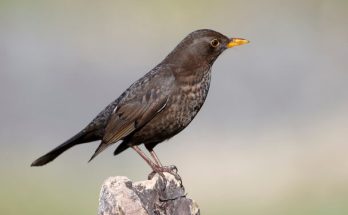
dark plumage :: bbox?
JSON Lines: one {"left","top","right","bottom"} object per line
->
{"left": 31, "top": 29, "right": 249, "bottom": 174}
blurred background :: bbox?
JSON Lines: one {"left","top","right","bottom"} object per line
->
{"left": 1, "top": 0, "right": 348, "bottom": 214}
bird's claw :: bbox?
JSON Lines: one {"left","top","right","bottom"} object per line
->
{"left": 148, "top": 165, "right": 182, "bottom": 186}
{"left": 167, "top": 165, "right": 178, "bottom": 173}
{"left": 161, "top": 166, "right": 181, "bottom": 182}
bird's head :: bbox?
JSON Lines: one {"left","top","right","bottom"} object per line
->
{"left": 163, "top": 29, "right": 249, "bottom": 72}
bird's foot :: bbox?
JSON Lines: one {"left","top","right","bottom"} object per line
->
{"left": 166, "top": 165, "right": 178, "bottom": 173}
{"left": 148, "top": 165, "right": 182, "bottom": 184}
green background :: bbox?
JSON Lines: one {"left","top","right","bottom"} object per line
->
{"left": 1, "top": 0, "right": 348, "bottom": 214}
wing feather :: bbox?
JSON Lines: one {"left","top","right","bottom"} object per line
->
{"left": 88, "top": 69, "right": 174, "bottom": 161}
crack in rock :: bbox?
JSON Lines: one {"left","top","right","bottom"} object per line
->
{"left": 98, "top": 173, "right": 200, "bottom": 215}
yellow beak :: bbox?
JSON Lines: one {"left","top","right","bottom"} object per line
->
{"left": 226, "top": 38, "right": 250, "bottom": 48}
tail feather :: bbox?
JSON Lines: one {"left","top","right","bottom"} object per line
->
{"left": 31, "top": 141, "right": 75, "bottom": 166}
{"left": 31, "top": 130, "right": 98, "bottom": 166}
{"left": 88, "top": 141, "right": 110, "bottom": 162}
{"left": 113, "top": 141, "right": 130, "bottom": 156}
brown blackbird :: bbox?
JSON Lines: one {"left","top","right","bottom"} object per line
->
{"left": 31, "top": 29, "right": 249, "bottom": 175}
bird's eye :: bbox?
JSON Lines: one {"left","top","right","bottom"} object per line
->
{"left": 210, "top": 39, "right": 220, "bottom": 48}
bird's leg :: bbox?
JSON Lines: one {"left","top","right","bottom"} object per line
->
{"left": 131, "top": 145, "right": 181, "bottom": 185}
{"left": 145, "top": 144, "right": 178, "bottom": 173}
{"left": 131, "top": 145, "right": 159, "bottom": 169}
{"left": 149, "top": 149, "right": 163, "bottom": 167}
{"left": 147, "top": 149, "right": 163, "bottom": 180}
{"left": 149, "top": 149, "right": 178, "bottom": 173}
{"left": 131, "top": 145, "right": 166, "bottom": 180}
{"left": 146, "top": 148, "right": 181, "bottom": 182}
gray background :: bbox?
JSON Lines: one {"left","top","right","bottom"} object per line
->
{"left": 1, "top": 0, "right": 348, "bottom": 214}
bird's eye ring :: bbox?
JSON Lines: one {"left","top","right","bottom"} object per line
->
{"left": 210, "top": 39, "right": 220, "bottom": 47}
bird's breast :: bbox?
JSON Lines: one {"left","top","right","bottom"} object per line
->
{"left": 131, "top": 70, "right": 211, "bottom": 143}
{"left": 160, "top": 70, "right": 211, "bottom": 131}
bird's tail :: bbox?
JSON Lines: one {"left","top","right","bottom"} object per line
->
{"left": 88, "top": 141, "right": 110, "bottom": 163}
{"left": 31, "top": 130, "right": 97, "bottom": 166}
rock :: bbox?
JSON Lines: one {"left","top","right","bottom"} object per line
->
{"left": 98, "top": 173, "right": 200, "bottom": 215}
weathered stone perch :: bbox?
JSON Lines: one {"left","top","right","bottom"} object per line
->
{"left": 98, "top": 173, "right": 200, "bottom": 215}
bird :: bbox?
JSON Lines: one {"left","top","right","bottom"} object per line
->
{"left": 31, "top": 29, "right": 249, "bottom": 176}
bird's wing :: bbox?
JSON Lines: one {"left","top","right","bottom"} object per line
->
{"left": 88, "top": 70, "right": 174, "bottom": 161}
{"left": 103, "top": 93, "right": 169, "bottom": 144}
